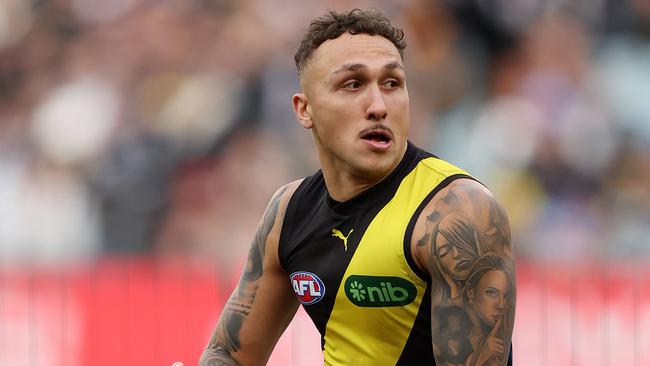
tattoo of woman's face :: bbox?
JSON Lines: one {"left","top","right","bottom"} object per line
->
{"left": 467, "top": 269, "right": 509, "bottom": 328}
{"left": 432, "top": 211, "right": 486, "bottom": 281}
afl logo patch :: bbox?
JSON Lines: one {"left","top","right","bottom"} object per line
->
{"left": 290, "top": 271, "right": 326, "bottom": 305}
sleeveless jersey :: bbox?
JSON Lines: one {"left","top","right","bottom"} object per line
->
{"left": 278, "top": 142, "right": 510, "bottom": 365}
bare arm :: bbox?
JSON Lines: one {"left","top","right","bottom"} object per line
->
{"left": 412, "top": 179, "right": 516, "bottom": 366}
{"left": 200, "top": 181, "right": 302, "bottom": 366}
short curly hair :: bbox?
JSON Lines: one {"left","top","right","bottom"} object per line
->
{"left": 294, "top": 9, "right": 407, "bottom": 75}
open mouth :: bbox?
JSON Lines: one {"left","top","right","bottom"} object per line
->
{"left": 360, "top": 128, "right": 392, "bottom": 147}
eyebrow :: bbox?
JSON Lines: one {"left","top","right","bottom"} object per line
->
{"left": 384, "top": 62, "right": 404, "bottom": 71}
{"left": 330, "top": 62, "right": 404, "bottom": 78}
{"left": 485, "top": 287, "right": 502, "bottom": 294}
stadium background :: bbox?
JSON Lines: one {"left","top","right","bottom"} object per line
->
{"left": 1, "top": 0, "right": 649, "bottom": 365}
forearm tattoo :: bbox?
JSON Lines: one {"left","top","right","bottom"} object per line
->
{"left": 423, "top": 184, "right": 515, "bottom": 366}
{"left": 199, "top": 346, "right": 243, "bottom": 366}
{"left": 200, "top": 187, "right": 287, "bottom": 365}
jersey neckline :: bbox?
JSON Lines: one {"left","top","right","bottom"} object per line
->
{"left": 325, "top": 141, "right": 417, "bottom": 215}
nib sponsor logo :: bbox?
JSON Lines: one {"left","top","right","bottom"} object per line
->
{"left": 290, "top": 271, "right": 326, "bottom": 305}
{"left": 345, "top": 275, "right": 416, "bottom": 307}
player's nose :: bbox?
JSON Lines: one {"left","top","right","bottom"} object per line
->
{"left": 365, "top": 84, "right": 387, "bottom": 121}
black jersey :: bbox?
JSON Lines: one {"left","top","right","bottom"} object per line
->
{"left": 279, "top": 142, "right": 512, "bottom": 365}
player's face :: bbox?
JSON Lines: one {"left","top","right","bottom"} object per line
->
{"left": 470, "top": 270, "right": 508, "bottom": 327}
{"left": 435, "top": 235, "right": 473, "bottom": 281}
{"left": 295, "top": 33, "right": 409, "bottom": 181}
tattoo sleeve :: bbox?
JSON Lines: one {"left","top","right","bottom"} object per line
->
{"left": 423, "top": 183, "right": 516, "bottom": 366}
{"left": 199, "top": 346, "right": 243, "bottom": 366}
{"left": 199, "top": 187, "right": 287, "bottom": 366}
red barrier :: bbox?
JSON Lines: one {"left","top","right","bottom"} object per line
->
{"left": 0, "top": 259, "right": 230, "bottom": 366}
{"left": 0, "top": 258, "right": 648, "bottom": 365}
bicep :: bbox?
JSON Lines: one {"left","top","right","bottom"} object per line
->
{"left": 413, "top": 179, "right": 516, "bottom": 366}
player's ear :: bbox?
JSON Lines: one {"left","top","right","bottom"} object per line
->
{"left": 292, "top": 93, "right": 313, "bottom": 129}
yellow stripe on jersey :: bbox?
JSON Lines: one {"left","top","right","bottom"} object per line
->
{"left": 323, "top": 157, "right": 469, "bottom": 365}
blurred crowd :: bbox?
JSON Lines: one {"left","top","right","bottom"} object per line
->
{"left": 0, "top": 0, "right": 648, "bottom": 268}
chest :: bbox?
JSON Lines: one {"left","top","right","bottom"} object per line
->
{"left": 283, "top": 195, "right": 420, "bottom": 311}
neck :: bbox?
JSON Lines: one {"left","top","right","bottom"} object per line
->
{"left": 318, "top": 143, "right": 407, "bottom": 202}
{"left": 323, "top": 173, "right": 376, "bottom": 202}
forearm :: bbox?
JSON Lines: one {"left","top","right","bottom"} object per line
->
{"left": 199, "top": 185, "right": 293, "bottom": 366}
{"left": 199, "top": 346, "right": 242, "bottom": 366}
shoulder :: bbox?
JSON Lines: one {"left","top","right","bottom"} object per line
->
{"left": 266, "top": 178, "right": 305, "bottom": 230}
{"left": 262, "top": 179, "right": 304, "bottom": 267}
{"left": 271, "top": 179, "right": 305, "bottom": 207}
{"left": 410, "top": 178, "right": 512, "bottom": 273}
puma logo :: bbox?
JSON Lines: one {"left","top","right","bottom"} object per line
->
{"left": 332, "top": 228, "right": 354, "bottom": 251}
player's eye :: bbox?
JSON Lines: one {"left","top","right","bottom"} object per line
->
{"left": 383, "top": 79, "right": 400, "bottom": 88}
{"left": 342, "top": 80, "right": 362, "bottom": 89}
